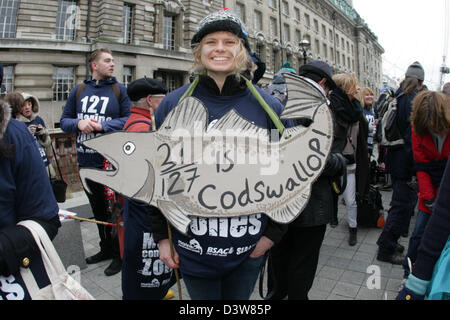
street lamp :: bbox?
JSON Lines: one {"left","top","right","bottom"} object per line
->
{"left": 299, "top": 39, "right": 311, "bottom": 65}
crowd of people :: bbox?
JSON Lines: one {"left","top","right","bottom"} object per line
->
{"left": 1, "top": 9, "right": 450, "bottom": 301}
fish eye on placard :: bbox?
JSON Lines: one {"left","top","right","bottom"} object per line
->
{"left": 123, "top": 141, "right": 136, "bottom": 155}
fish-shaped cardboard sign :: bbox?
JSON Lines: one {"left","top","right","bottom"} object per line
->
{"left": 79, "top": 73, "right": 334, "bottom": 234}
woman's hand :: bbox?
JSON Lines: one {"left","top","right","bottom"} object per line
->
{"left": 158, "top": 239, "right": 179, "bottom": 269}
{"left": 250, "top": 236, "right": 274, "bottom": 258}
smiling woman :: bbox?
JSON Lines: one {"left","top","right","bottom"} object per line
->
{"left": 152, "top": 9, "right": 293, "bottom": 300}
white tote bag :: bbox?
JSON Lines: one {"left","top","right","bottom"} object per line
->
{"left": 17, "top": 220, "right": 94, "bottom": 300}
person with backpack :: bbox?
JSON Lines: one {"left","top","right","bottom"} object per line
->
{"left": 152, "top": 9, "right": 291, "bottom": 300}
{"left": 329, "top": 73, "right": 369, "bottom": 246}
{"left": 376, "top": 61, "right": 425, "bottom": 264}
{"left": 401, "top": 90, "right": 450, "bottom": 278}
{"left": 60, "top": 48, "right": 132, "bottom": 276}
{"left": 374, "top": 88, "right": 396, "bottom": 189}
{"left": 120, "top": 77, "right": 176, "bottom": 300}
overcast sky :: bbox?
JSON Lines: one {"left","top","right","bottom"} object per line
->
{"left": 353, "top": 0, "right": 449, "bottom": 90}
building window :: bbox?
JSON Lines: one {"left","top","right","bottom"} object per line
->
{"left": 56, "top": 0, "right": 78, "bottom": 41}
{"left": 236, "top": 3, "right": 245, "bottom": 23}
{"left": 315, "top": 39, "right": 320, "bottom": 55}
{"left": 256, "top": 43, "right": 264, "bottom": 61}
{"left": 254, "top": 11, "right": 262, "bottom": 32}
{"left": 272, "top": 49, "right": 280, "bottom": 73}
{"left": 52, "top": 67, "right": 74, "bottom": 101}
{"left": 313, "top": 19, "right": 319, "bottom": 33}
{"left": 269, "top": 0, "right": 277, "bottom": 9}
{"left": 282, "top": 24, "right": 290, "bottom": 43}
{"left": 281, "top": 1, "right": 289, "bottom": 16}
{"left": 322, "top": 25, "right": 327, "bottom": 39}
{"left": 154, "top": 70, "right": 183, "bottom": 92}
{"left": 295, "top": 29, "right": 301, "bottom": 44}
{"left": 163, "top": 15, "right": 175, "bottom": 51}
{"left": 1, "top": 65, "right": 14, "bottom": 94}
{"left": 294, "top": 7, "right": 300, "bottom": 22}
{"left": 269, "top": 17, "right": 277, "bottom": 39}
{"left": 123, "top": 66, "right": 134, "bottom": 87}
{"left": 304, "top": 14, "right": 310, "bottom": 28}
{"left": 0, "top": 0, "right": 19, "bottom": 38}
{"left": 323, "top": 44, "right": 328, "bottom": 59}
{"left": 123, "top": 3, "right": 133, "bottom": 44}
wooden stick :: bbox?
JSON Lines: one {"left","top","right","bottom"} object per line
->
{"left": 168, "top": 224, "right": 182, "bottom": 300}
{"left": 58, "top": 213, "right": 115, "bottom": 226}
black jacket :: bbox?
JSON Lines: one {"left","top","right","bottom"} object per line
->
{"left": 385, "top": 88, "right": 417, "bottom": 179}
{"left": 330, "top": 87, "right": 370, "bottom": 198}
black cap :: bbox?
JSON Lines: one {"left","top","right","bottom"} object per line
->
{"left": 127, "top": 77, "right": 168, "bottom": 101}
{"left": 299, "top": 60, "right": 337, "bottom": 89}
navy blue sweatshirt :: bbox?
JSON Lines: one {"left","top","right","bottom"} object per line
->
{"left": 60, "top": 77, "right": 131, "bottom": 168}
{"left": 153, "top": 75, "right": 288, "bottom": 279}
{"left": 0, "top": 112, "right": 59, "bottom": 300}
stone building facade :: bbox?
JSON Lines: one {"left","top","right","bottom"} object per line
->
{"left": 223, "top": 0, "right": 383, "bottom": 91}
{"left": 1, "top": 0, "right": 383, "bottom": 131}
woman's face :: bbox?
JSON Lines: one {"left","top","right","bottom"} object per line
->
{"left": 364, "top": 92, "right": 374, "bottom": 106}
{"left": 200, "top": 31, "right": 240, "bottom": 77}
{"left": 22, "top": 99, "right": 33, "bottom": 119}
{"left": 352, "top": 85, "right": 361, "bottom": 101}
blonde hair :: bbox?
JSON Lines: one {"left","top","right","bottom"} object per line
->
{"left": 191, "top": 36, "right": 255, "bottom": 77}
{"left": 360, "top": 87, "right": 375, "bottom": 109}
{"left": 411, "top": 90, "right": 450, "bottom": 137}
{"left": 333, "top": 73, "right": 360, "bottom": 98}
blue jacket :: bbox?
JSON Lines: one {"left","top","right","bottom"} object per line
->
{"left": 386, "top": 88, "right": 416, "bottom": 179}
{"left": 154, "top": 76, "right": 288, "bottom": 278}
{"left": 0, "top": 105, "right": 59, "bottom": 299}
{"left": 60, "top": 77, "right": 131, "bottom": 168}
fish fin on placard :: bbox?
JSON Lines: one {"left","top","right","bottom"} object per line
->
{"left": 211, "top": 109, "right": 268, "bottom": 138}
{"left": 159, "top": 96, "right": 209, "bottom": 135}
{"left": 157, "top": 200, "right": 191, "bottom": 235}
{"left": 281, "top": 73, "right": 328, "bottom": 120}
{"left": 268, "top": 186, "right": 311, "bottom": 224}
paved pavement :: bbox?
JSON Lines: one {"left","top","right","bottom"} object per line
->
{"left": 58, "top": 187, "right": 414, "bottom": 300}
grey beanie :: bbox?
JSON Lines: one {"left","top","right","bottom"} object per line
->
{"left": 405, "top": 61, "right": 424, "bottom": 81}
{"left": 191, "top": 9, "right": 251, "bottom": 53}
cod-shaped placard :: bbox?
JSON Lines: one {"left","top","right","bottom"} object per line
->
{"left": 79, "top": 73, "right": 334, "bottom": 234}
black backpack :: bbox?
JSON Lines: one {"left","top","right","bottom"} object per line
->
{"left": 378, "top": 92, "right": 405, "bottom": 148}
{"left": 357, "top": 185, "right": 384, "bottom": 228}
{"left": 374, "top": 89, "right": 394, "bottom": 143}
